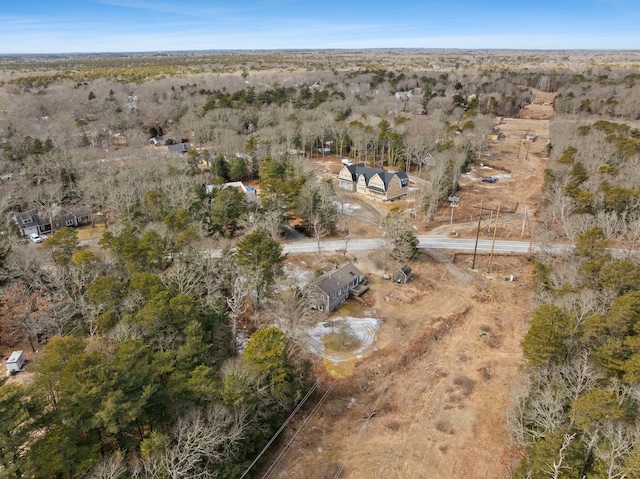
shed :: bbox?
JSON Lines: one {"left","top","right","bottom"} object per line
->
{"left": 6, "top": 350, "right": 26, "bottom": 374}
{"left": 393, "top": 265, "right": 412, "bottom": 283}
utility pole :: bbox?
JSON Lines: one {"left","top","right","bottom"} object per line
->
{"left": 472, "top": 199, "right": 483, "bottom": 270}
{"left": 488, "top": 203, "right": 501, "bottom": 273}
{"left": 516, "top": 135, "right": 522, "bottom": 160}
{"left": 448, "top": 195, "right": 460, "bottom": 234}
{"left": 450, "top": 204, "right": 455, "bottom": 234}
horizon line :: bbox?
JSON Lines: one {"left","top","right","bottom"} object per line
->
{"left": 2, "top": 47, "right": 640, "bottom": 57}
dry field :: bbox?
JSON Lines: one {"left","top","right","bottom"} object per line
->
{"left": 262, "top": 251, "right": 533, "bottom": 479}
{"left": 260, "top": 97, "right": 554, "bottom": 478}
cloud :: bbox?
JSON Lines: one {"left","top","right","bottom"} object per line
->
{"left": 93, "top": 0, "right": 252, "bottom": 21}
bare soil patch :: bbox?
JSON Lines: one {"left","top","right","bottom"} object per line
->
{"left": 428, "top": 98, "right": 554, "bottom": 241}
{"left": 76, "top": 223, "right": 108, "bottom": 241}
{"left": 1, "top": 341, "right": 38, "bottom": 386}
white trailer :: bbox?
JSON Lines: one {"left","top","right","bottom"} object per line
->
{"left": 6, "top": 350, "right": 26, "bottom": 374}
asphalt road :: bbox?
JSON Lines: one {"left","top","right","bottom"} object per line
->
{"left": 280, "top": 235, "right": 553, "bottom": 255}
{"left": 280, "top": 236, "right": 640, "bottom": 260}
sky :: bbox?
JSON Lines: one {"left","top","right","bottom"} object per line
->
{"left": 0, "top": 0, "right": 639, "bottom": 54}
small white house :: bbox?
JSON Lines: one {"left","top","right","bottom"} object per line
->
{"left": 6, "top": 350, "right": 26, "bottom": 374}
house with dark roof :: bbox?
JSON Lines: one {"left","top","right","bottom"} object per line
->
{"left": 12, "top": 211, "right": 42, "bottom": 237}
{"left": 338, "top": 163, "right": 409, "bottom": 201}
{"left": 13, "top": 206, "right": 93, "bottom": 237}
{"left": 166, "top": 142, "right": 192, "bottom": 156}
{"left": 313, "top": 263, "right": 367, "bottom": 312}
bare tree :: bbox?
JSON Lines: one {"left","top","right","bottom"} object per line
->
{"left": 270, "top": 284, "right": 320, "bottom": 346}
{"left": 162, "top": 258, "right": 209, "bottom": 298}
{"left": 298, "top": 179, "right": 337, "bottom": 258}
{"left": 507, "top": 366, "right": 572, "bottom": 447}
{"left": 226, "top": 276, "right": 249, "bottom": 355}
{"left": 552, "top": 289, "right": 613, "bottom": 343}
{"left": 622, "top": 217, "right": 640, "bottom": 256}
{"left": 143, "top": 405, "right": 247, "bottom": 479}
{"left": 380, "top": 208, "right": 419, "bottom": 268}
{"left": 596, "top": 210, "right": 625, "bottom": 239}
{"left": 594, "top": 422, "right": 636, "bottom": 479}
{"left": 559, "top": 349, "right": 603, "bottom": 401}
{"left": 0, "top": 283, "right": 53, "bottom": 351}
{"left": 403, "top": 134, "right": 433, "bottom": 174}
{"left": 545, "top": 433, "right": 576, "bottom": 479}
{"left": 423, "top": 151, "right": 464, "bottom": 222}
{"left": 239, "top": 204, "right": 285, "bottom": 241}
{"left": 84, "top": 450, "right": 127, "bottom": 479}
{"left": 526, "top": 378, "right": 569, "bottom": 438}
{"left": 336, "top": 208, "right": 352, "bottom": 257}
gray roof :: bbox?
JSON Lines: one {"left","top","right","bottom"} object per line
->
{"left": 167, "top": 142, "right": 192, "bottom": 154}
{"left": 13, "top": 206, "right": 92, "bottom": 230}
{"left": 13, "top": 211, "right": 40, "bottom": 228}
{"left": 315, "top": 263, "right": 363, "bottom": 296}
{"left": 343, "top": 163, "right": 409, "bottom": 189}
{"left": 7, "top": 350, "right": 24, "bottom": 364}
{"left": 50, "top": 205, "right": 92, "bottom": 219}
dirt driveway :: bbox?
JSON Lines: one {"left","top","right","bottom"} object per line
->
{"left": 427, "top": 92, "right": 554, "bottom": 241}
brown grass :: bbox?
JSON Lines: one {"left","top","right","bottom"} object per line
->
{"left": 322, "top": 332, "right": 362, "bottom": 353}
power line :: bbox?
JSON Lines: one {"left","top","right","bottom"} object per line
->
{"left": 472, "top": 199, "right": 484, "bottom": 270}
{"left": 239, "top": 373, "right": 327, "bottom": 479}
{"left": 262, "top": 381, "right": 337, "bottom": 479}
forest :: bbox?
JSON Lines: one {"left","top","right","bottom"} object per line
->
{"left": 508, "top": 60, "right": 640, "bottom": 477}
{"left": 1, "top": 49, "right": 640, "bottom": 477}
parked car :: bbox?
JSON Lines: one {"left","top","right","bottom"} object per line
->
{"left": 29, "top": 233, "right": 43, "bottom": 243}
{"left": 482, "top": 176, "right": 497, "bottom": 183}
